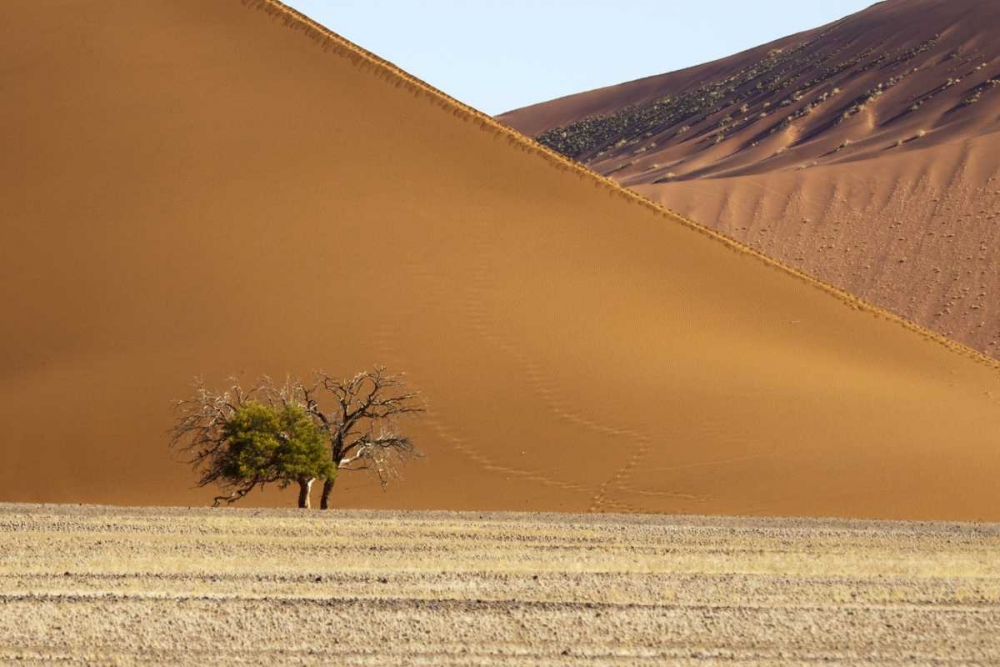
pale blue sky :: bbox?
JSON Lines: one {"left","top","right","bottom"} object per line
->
{"left": 285, "top": 1, "right": 876, "bottom": 115}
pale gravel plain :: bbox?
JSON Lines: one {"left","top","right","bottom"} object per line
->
{"left": 0, "top": 504, "right": 998, "bottom": 665}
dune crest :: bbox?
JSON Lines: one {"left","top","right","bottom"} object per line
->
{"left": 1, "top": 0, "right": 999, "bottom": 519}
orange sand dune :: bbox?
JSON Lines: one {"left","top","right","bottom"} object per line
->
{"left": 2, "top": 1, "right": 999, "bottom": 519}
{"left": 501, "top": 0, "right": 1000, "bottom": 359}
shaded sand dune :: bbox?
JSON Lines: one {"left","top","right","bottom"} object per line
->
{"left": 501, "top": 0, "right": 1000, "bottom": 358}
{"left": 1, "top": 1, "right": 999, "bottom": 518}
{"left": 634, "top": 134, "right": 1000, "bottom": 355}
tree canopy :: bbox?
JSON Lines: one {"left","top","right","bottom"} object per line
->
{"left": 217, "top": 401, "right": 334, "bottom": 504}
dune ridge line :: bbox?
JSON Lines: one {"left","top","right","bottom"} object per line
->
{"left": 245, "top": 0, "right": 999, "bottom": 371}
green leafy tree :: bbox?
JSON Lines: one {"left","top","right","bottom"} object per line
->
{"left": 171, "top": 385, "right": 334, "bottom": 508}
{"left": 217, "top": 401, "right": 334, "bottom": 508}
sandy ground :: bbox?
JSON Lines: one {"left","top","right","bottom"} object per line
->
{"left": 1, "top": 503, "right": 998, "bottom": 665}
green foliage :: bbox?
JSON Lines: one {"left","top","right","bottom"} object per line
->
{"left": 219, "top": 401, "right": 334, "bottom": 490}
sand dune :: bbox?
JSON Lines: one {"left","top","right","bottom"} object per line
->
{"left": 2, "top": 0, "right": 1000, "bottom": 518}
{"left": 634, "top": 133, "right": 1000, "bottom": 355}
{"left": 501, "top": 0, "right": 1000, "bottom": 358}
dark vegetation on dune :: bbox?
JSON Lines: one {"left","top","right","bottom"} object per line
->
{"left": 534, "top": 20, "right": 996, "bottom": 180}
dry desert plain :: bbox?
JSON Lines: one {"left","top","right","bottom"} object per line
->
{"left": 1, "top": 503, "right": 999, "bottom": 665}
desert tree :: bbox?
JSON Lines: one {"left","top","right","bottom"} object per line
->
{"left": 171, "top": 367, "right": 423, "bottom": 509}
{"left": 170, "top": 378, "right": 334, "bottom": 508}
{"left": 298, "top": 366, "right": 424, "bottom": 509}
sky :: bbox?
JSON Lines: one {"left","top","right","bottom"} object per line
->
{"left": 284, "top": 1, "right": 876, "bottom": 115}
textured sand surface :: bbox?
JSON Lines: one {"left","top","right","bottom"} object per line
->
{"left": 501, "top": 0, "right": 1000, "bottom": 358}
{"left": 2, "top": 1, "right": 1000, "bottom": 517}
{"left": 1, "top": 504, "right": 999, "bottom": 665}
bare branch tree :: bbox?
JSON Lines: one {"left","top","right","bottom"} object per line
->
{"left": 303, "top": 366, "right": 424, "bottom": 509}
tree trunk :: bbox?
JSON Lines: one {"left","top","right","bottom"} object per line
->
{"left": 297, "top": 477, "right": 314, "bottom": 509}
{"left": 320, "top": 477, "right": 335, "bottom": 510}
